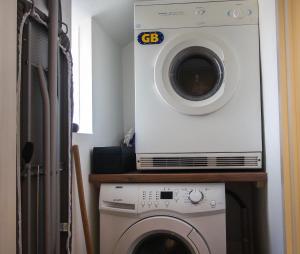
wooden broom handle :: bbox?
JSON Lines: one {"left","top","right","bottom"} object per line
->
{"left": 72, "top": 145, "right": 93, "bottom": 254}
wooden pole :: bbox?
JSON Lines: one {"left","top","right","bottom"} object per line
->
{"left": 72, "top": 145, "right": 93, "bottom": 254}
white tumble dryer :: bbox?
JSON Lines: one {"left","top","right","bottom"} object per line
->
{"left": 134, "top": 0, "right": 263, "bottom": 170}
{"left": 99, "top": 183, "right": 226, "bottom": 254}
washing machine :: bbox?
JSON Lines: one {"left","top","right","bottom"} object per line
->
{"left": 134, "top": 0, "right": 263, "bottom": 170}
{"left": 99, "top": 183, "right": 226, "bottom": 254}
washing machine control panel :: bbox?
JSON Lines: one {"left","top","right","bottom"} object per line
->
{"left": 138, "top": 183, "right": 225, "bottom": 213}
{"left": 100, "top": 183, "right": 225, "bottom": 214}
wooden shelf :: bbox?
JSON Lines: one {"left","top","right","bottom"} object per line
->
{"left": 89, "top": 171, "right": 267, "bottom": 186}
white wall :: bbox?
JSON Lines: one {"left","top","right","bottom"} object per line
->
{"left": 122, "top": 42, "right": 135, "bottom": 133}
{"left": 72, "top": 17, "right": 124, "bottom": 254}
{"left": 258, "top": 0, "right": 285, "bottom": 253}
{"left": 0, "top": 0, "right": 16, "bottom": 253}
{"left": 91, "top": 19, "right": 124, "bottom": 144}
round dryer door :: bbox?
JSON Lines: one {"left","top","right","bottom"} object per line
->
{"left": 154, "top": 33, "right": 240, "bottom": 115}
{"left": 113, "top": 216, "right": 210, "bottom": 254}
{"left": 169, "top": 46, "right": 224, "bottom": 102}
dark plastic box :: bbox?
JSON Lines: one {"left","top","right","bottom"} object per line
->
{"left": 92, "top": 145, "right": 136, "bottom": 174}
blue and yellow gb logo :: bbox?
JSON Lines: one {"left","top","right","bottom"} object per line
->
{"left": 138, "top": 31, "right": 164, "bottom": 45}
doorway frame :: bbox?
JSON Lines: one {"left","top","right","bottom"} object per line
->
{"left": 278, "top": 0, "right": 300, "bottom": 253}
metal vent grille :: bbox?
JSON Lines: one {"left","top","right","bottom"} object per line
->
{"left": 137, "top": 153, "right": 262, "bottom": 170}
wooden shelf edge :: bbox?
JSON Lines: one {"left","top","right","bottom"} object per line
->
{"left": 89, "top": 172, "right": 267, "bottom": 186}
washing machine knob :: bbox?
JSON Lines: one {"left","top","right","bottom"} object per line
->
{"left": 188, "top": 190, "right": 204, "bottom": 204}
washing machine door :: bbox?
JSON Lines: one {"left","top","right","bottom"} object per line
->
{"left": 113, "top": 216, "right": 210, "bottom": 254}
{"left": 154, "top": 32, "right": 239, "bottom": 115}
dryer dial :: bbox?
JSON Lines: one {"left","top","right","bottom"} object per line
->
{"left": 194, "top": 7, "right": 206, "bottom": 15}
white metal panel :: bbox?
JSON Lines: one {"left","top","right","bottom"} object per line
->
{"left": 99, "top": 183, "right": 226, "bottom": 254}
{"left": 135, "top": 0, "right": 258, "bottom": 29}
{"left": 99, "top": 183, "right": 226, "bottom": 214}
{"left": 135, "top": 26, "right": 262, "bottom": 154}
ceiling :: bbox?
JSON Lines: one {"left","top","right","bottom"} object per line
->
{"left": 72, "top": 0, "right": 135, "bottom": 46}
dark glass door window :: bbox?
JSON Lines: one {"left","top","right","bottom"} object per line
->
{"left": 169, "top": 46, "right": 224, "bottom": 101}
{"left": 132, "top": 233, "right": 193, "bottom": 254}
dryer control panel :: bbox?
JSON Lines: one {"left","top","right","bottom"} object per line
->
{"left": 99, "top": 183, "right": 225, "bottom": 214}
{"left": 135, "top": 0, "right": 258, "bottom": 30}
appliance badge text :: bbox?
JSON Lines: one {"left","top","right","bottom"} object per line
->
{"left": 138, "top": 31, "right": 164, "bottom": 45}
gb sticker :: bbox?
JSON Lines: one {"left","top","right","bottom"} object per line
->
{"left": 138, "top": 31, "right": 164, "bottom": 45}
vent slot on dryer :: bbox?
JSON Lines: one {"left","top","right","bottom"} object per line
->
{"left": 138, "top": 154, "right": 262, "bottom": 170}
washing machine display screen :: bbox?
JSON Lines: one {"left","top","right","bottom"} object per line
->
{"left": 169, "top": 46, "right": 224, "bottom": 101}
{"left": 160, "top": 191, "right": 173, "bottom": 199}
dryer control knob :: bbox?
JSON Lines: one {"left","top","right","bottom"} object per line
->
{"left": 228, "top": 8, "right": 247, "bottom": 19}
{"left": 194, "top": 7, "right": 206, "bottom": 15}
{"left": 188, "top": 190, "right": 204, "bottom": 204}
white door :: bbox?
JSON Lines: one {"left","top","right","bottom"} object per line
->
{"left": 154, "top": 32, "right": 239, "bottom": 115}
{"left": 114, "top": 216, "right": 210, "bottom": 254}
